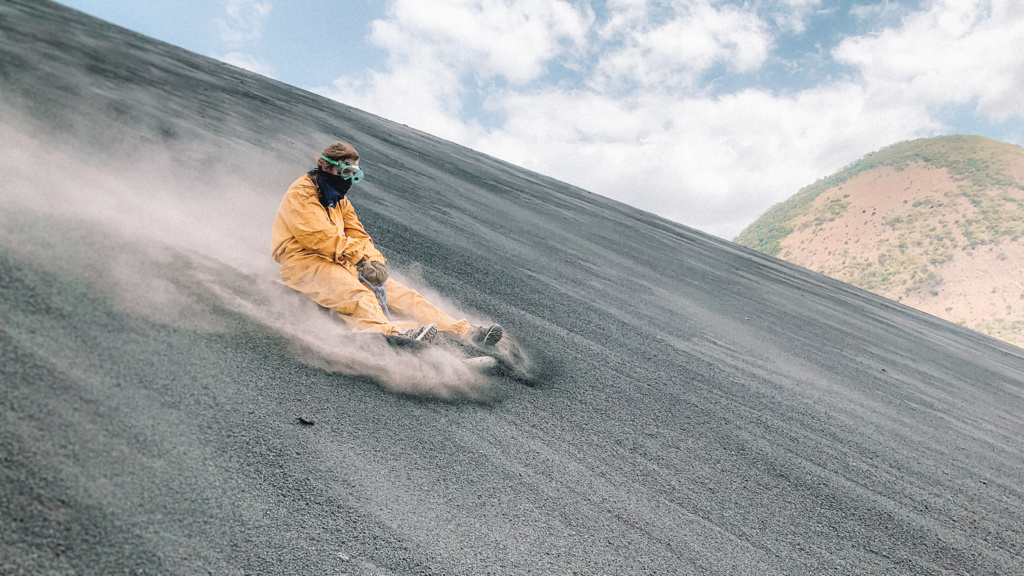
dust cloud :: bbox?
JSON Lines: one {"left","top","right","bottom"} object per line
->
{"left": 0, "top": 120, "right": 492, "bottom": 400}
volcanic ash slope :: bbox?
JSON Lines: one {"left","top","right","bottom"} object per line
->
{"left": 3, "top": 2, "right": 1024, "bottom": 575}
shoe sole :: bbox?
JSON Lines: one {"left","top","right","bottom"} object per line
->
{"left": 415, "top": 323, "right": 438, "bottom": 343}
{"left": 481, "top": 325, "right": 503, "bottom": 346}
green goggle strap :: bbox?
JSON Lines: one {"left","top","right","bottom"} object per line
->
{"left": 320, "top": 155, "right": 364, "bottom": 182}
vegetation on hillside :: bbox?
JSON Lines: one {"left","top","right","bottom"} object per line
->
{"left": 735, "top": 135, "right": 1024, "bottom": 349}
{"left": 735, "top": 135, "right": 1024, "bottom": 256}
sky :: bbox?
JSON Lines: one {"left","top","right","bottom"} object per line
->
{"left": 55, "top": 0, "right": 1024, "bottom": 240}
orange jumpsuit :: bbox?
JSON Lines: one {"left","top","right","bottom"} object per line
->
{"left": 271, "top": 173, "right": 471, "bottom": 336}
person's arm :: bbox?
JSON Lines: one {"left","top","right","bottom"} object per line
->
{"left": 340, "top": 199, "right": 386, "bottom": 263}
{"left": 278, "top": 179, "right": 364, "bottom": 264}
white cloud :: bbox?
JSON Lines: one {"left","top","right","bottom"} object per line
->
{"left": 769, "top": 0, "right": 823, "bottom": 34}
{"left": 849, "top": 0, "right": 906, "bottom": 23}
{"left": 371, "top": 0, "right": 591, "bottom": 84}
{"left": 218, "top": 51, "right": 275, "bottom": 78}
{"left": 473, "top": 80, "right": 934, "bottom": 237}
{"left": 324, "top": 56, "right": 480, "bottom": 145}
{"left": 217, "top": 0, "right": 272, "bottom": 48}
{"left": 835, "top": 0, "right": 1024, "bottom": 121}
{"left": 594, "top": 0, "right": 770, "bottom": 93}
{"left": 314, "top": 0, "right": 1024, "bottom": 240}
{"left": 316, "top": 0, "right": 592, "bottom": 142}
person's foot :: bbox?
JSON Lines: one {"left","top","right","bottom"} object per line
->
{"left": 468, "top": 324, "right": 503, "bottom": 347}
{"left": 404, "top": 323, "right": 437, "bottom": 344}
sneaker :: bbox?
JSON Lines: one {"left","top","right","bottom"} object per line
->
{"left": 469, "top": 324, "right": 503, "bottom": 347}
{"left": 404, "top": 323, "right": 437, "bottom": 344}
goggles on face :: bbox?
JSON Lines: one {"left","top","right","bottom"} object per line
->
{"left": 321, "top": 155, "right": 364, "bottom": 183}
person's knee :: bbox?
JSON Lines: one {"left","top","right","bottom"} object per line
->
{"left": 355, "top": 292, "right": 387, "bottom": 317}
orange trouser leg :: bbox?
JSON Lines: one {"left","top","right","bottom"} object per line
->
{"left": 279, "top": 254, "right": 404, "bottom": 335}
{"left": 383, "top": 279, "right": 471, "bottom": 336}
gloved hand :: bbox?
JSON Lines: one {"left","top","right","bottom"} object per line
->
{"left": 357, "top": 258, "right": 389, "bottom": 286}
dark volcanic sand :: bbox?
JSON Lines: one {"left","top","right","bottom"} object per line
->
{"left": 2, "top": 1, "right": 1023, "bottom": 574}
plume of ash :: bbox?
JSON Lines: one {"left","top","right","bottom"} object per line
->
{"left": 0, "top": 122, "right": 492, "bottom": 399}
{"left": 205, "top": 280, "right": 492, "bottom": 399}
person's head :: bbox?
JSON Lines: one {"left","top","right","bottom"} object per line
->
{"left": 317, "top": 141, "right": 361, "bottom": 179}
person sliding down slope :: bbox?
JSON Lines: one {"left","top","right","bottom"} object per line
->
{"left": 271, "top": 141, "right": 503, "bottom": 347}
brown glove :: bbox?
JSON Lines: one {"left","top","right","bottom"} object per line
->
{"left": 357, "top": 258, "right": 389, "bottom": 286}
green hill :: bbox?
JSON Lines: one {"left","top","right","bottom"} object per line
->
{"left": 736, "top": 135, "right": 1024, "bottom": 255}
{"left": 736, "top": 135, "right": 1024, "bottom": 348}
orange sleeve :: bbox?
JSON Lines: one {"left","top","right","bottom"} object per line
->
{"left": 339, "top": 199, "right": 386, "bottom": 264}
{"left": 275, "top": 177, "right": 363, "bottom": 264}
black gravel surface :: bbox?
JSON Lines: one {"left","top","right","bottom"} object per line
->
{"left": 2, "top": 2, "right": 1023, "bottom": 574}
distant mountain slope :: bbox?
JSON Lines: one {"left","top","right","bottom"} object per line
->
{"left": 736, "top": 135, "right": 1024, "bottom": 347}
